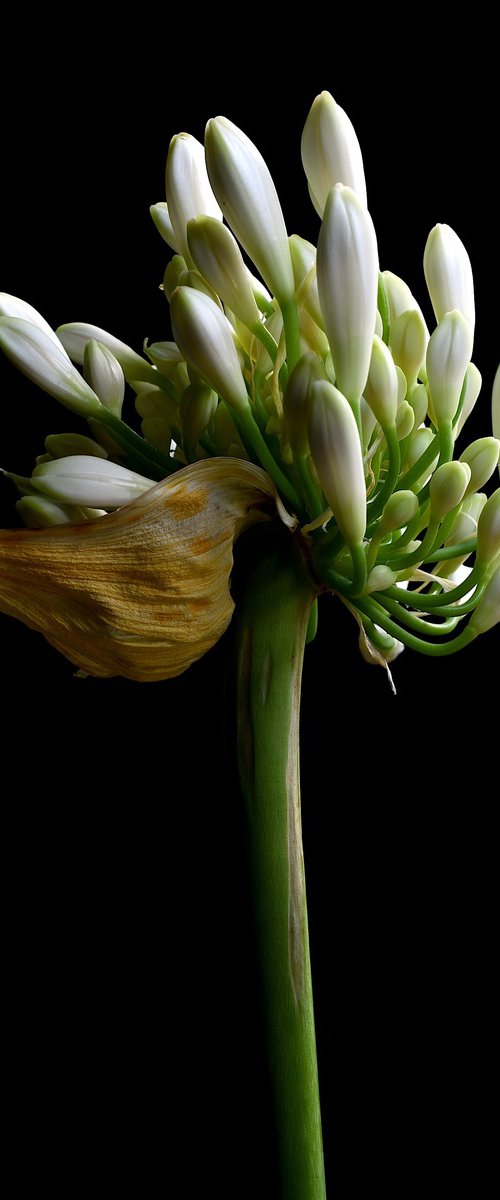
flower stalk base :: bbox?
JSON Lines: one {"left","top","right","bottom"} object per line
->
{"left": 232, "top": 524, "right": 326, "bottom": 1200}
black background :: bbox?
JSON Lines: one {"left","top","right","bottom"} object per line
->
{"left": 1, "top": 20, "right": 498, "bottom": 1197}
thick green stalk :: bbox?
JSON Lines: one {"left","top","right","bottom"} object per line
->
{"left": 232, "top": 525, "right": 326, "bottom": 1200}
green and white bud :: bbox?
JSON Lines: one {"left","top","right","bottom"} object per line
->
{"left": 424, "top": 223, "right": 475, "bottom": 330}
{"left": 289, "top": 235, "right": 324, "bottom": 329}
{"left": 83, "top": 339, "right": 125, "bottom": 417}
{"left": 404, "top": 426, "right": 439, "bottom": 484}
{"left": 45, "top": 432, "right": 108, "bottom": 460}
{"left": 0, "top": 292, "right": 65, "bottom": 353}
{"left": 381, "top": 272, "right": 423, "bottom": 324}
{"left": 283, "top": 353, "right": 324, "bottom": 456}
{"left": 163, "top": 255, "right": 188, "bottom": 301}
{"left": 390, "top": 309, "right": 428, "bottom": 390}
{"left": 455, "top": 362, "right": 482, "bottom": 437}
{"left": 395, "top": 401, "right": 415, "bottom": 440}
{"left": 300, "top": 91, "right": 367, "bottom": 215}
{"left": 492, "top": 365, "right": 500, "bottom": 453}
{"left": 407, "top": 383, "right": 428, "bottom": 428}
{"left": 187, "top": 216, "right": 260, "bottom": 328}
{"left": 468, "top": 566, "right": 500, "bottom": 636}
{"left": 308, "top": 379, "right": 366, "bottom": 544}
{"left": 149, "top": 201, "right": 182, "bottom": 254}
{"left": 317, "top": 184, "right": 378, "bottom": 408}
{"left": 426, "top": 310, "right": 473, "bottom": 426}
{"left": 57, "top": 322, "right": 158, "bottom": 386}
{"left": 430, "top": 461, "right": 471, "bottom": 521}
{"left": 364, "top": 335, "right": 398, "bottom": 430}
{"left": 364, "top": 565, "right": 398, "bottom": 592}
{"left": 459, "top": 437, "right": 500, "bottom": 496}
{"left": 32, "top": 455, "right": 155, "bottom": 509}
{"left": 180, "top": 382, "right": 218, "bottom": 452}
{"left": 145, "top": 341, "right": 184, "bottom": 377}
{"left": 16, "top": 495, "right": 106, "bottom": 528}
{"left": 170, "top": 286, "right": 249, "bottom": 413}
{"left": 379, "top": 490, "right": 419, "bottom": 536}
{"left": 165, "top": 133, "right": 222, "bottom": 263}
{"left": 476, "top": 489, "right": 500, "bottom": 571}
{"left": 135, "top": 388, "right": 179, "bottom": 427}
{"left": 0, "top": 318, "right": 102, "bottom": 417}
{"left": 205, "top": 116, "right": 294, "bottom": 302}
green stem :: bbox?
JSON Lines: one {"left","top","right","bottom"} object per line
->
{"left": 232, "top": 525, "right": 326, "bottom": 1200}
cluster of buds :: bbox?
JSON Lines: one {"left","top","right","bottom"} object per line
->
{"left": 1, "top": 90, "right": 499, "bottom": 669}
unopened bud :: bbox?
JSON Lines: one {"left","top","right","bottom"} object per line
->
{"left": 283, "top": 353, "right": 324, "bottom": 455}
{"left": 150, "top": 202, "right": 182, "bottom": 254}
{"left": 187, "top": 216, "right": 260, "bottom": 327}
{"left": 32, "top": 456, "right": 155, "bottom": 509}
{"left": 205, "top": 116, "right": 294, "bottom": 301}
{"left": 468, "top": 566, "right": 500, "bottom": 636}
{"left": 84, "top": 339, "right": 125, "bottom": 417}
{"left": 308, "top": 379, "right": 366, "bottom": 544}
{"left": 426, "top": 310, "right": 473, "bottom": 426}
{"left": 0, "top": 318, "right": 101, "bottom": 417}
{"left": 165, "top": 133, "right": 222, "bottom": 262}
{"left": 301, "top": 91, "right": 367, "bottom": 215}
{"left": 430, "top": 461, "right": 471, "bottom": 521}
{"left": 424, "top": 222, "right": 475, "bottom": 330}
{"left": 364, "top": 335, "right": 398, "bottom": 429}
{"left": 170, "top": 286, "right": 249, "bottom": 413}
{"left": 390, "top": 309, "right": 428, "bottom": 390}
{"left": 459, "top": 437, "right": 500, "bottom": 496}
{"left": 379, "top": 490, "right": 419, "bottom": 535}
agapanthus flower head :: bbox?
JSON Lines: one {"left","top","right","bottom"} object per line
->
{"left": 1, "top": 91, "right": 498, "bottom": 678}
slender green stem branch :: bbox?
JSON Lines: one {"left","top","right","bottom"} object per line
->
{"left": 232, "top": 526, "right": 325, "bottom": 1200}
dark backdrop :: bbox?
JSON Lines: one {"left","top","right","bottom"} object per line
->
{"left": 1, "top": 23, "right": 497, "bottom": 1198}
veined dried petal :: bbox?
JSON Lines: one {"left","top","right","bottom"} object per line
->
{"left": 301, "top": 91, "right": 367, "bottom": 215}
{"left": 0, "top": 459, "right": 293, "bottom": 682}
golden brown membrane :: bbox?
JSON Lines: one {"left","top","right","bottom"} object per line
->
{"left": 0, "top": 458, "right": 294, "bottom": 681}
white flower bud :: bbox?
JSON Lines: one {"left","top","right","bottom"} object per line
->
{"left": 170, "top": 286, "right": 249, "bottom": 413}
{"left": 0, "top": 318, "right": 102, "bottom": 417}
{"left": 390, "top": 309, "right": 428, "bottom": 390}
{"left": 426, "top": 310, "right": 473, "bottom": 426}
{"left": 57, "top": 322, "right": 158, "bottom": 386}
{"left": 187, "top": 216, "right": 260, "bottom": 328}
{"left": 455, "top": 362, "right": 482, "bottom": 438}
{"left": 0, "top": 293, "right": 64, "bottom": 353}
{"left": 283, "top": 353, "right": 324, "bottom": 456}
{"left": 180, "top": 382, "right": 218, "bottom": 452}
{"left": 84, "top": 340, "right": 125, "bottom": 417}
{"left": 364, "top": 565, "right": 398, "bottom": 592}
{"left": 424, "top": 223, "right": 475, "bottom": 330}
{"left": 430, "top": 461, "right": 471, "bottom": 521}
{"left": 381, "top": 272, "right": 424, "bottom": 325}
{"left": 379, "top": 490, "right": 419, "bottom": 536}
{"left": 300, "top": 91, "right": 367, "bottom": 215}
{"left": 289, "top": 235, "right": 324, "bottom": 329}
{"left": 492, "top": 365, "right": 500, "bottom": 454}
{"left": 468, "top": 565, "right": 500, "bottom": 636}
{"left": 149, "top": 202, "right": 182, "bottom": 254}
{"left": 165, "top": 133, "right": 222, "bottom": 263}
{"left": 395, "top": 401, "right": 415, "bottom": 440}
{"left": 163, "top": 255, "right": 188, "bottom": 301}
{"left": 364, "top": 335, "right": 398, "bottom": 429}
{"left": 476, "top": 489, "right": 500, "bottom": 570}
{"left": 459, "top": 437, "right": 500, "bottom": 496}
{"left": 205, "top": 116, "right": 294, "bottom": 302}
{"left": 32, "top": 456, "right": 155, "bottom": 509}
{"left": 408, "top": 383, "right": 428, "bottom": 428}
{"left": 308, "top": 379, "right": 366, "bottom": 544}
{"left": 16, "top": 495, "right": 105, "bottom": 528}
{"left": 45, "top": 433, "right": 108, "bottom": 460}
{"left": 317, "top": 185, "right": 378, "bottom": 407}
